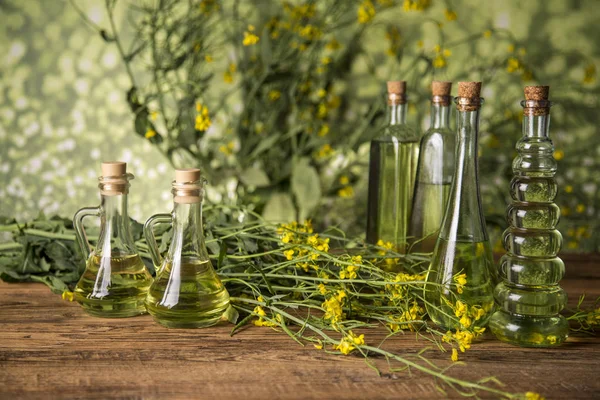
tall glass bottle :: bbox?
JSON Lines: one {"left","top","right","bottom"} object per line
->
{"left": 366, "top": 81, "right": 420, "bottom": 258}
{"left": 424, "top": 82, "right": 497, "bottom": 330}
{"left": 73, "top": 161, "right": 153, "bottom": 317}
{"left": 489, "top": 86, "right": 568, "bottom": 346}
{"left": 409, "top": 81, "right": 454, "bottom": 254}
{"left": 144, "top": 168, "right": 230, "bottom": 328}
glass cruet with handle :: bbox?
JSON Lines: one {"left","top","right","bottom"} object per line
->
{"left": 73, "top": 161, "right": 153, "bottom": 317}
{"left": 144, "top": 168, "right": 230, "bottom": 328}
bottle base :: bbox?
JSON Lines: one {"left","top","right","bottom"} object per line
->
{"left": 489, "top": 310, "right": 568, "bottom": 347}
{"left": 151, "top": 316, "right": 223, "bottom": 329}
{"left": 75, "top": 296, "right": 148, "bottom": 318}
{"left": 146, "top": 301, "right": 229, "bottom": 329}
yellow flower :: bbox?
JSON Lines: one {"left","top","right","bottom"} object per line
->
{"left": 507, "top": 44, "right": 515, "bottom": 53}
{"left": 299, "top": 25, "right": 322, "bottom": 40}
{"left": 253, "top": 305, "right": 266, "bottom": 317}
{"left": 416, "top": 40, "right": 424, "bottom": 48}
{"left": 318, "top": 283, "right": 327, "bottom": 295}
{"left": 284, "top": 249, "right": 295, "bottom": 260}
{"left": 525, "top": 392, "right": 546, "bottom": 400}
{"left": 326, "top": 38, "right": 340, "bottom": 50}
{"left": 243, "top": 25, "right": 260, "bottom": 46}
{"left": 223, "top": 63, "right": 236, "bottom": 83}
{"left": 339, "top": 175, "right": 350, "bottom": 185}
{"left": 576, "top": 204, "right": 586, "bottom": 213}
{"left": 145, "top": 129, "right": 157, "bottom": 139}
{"left": 385, "top": 26, "right": 401, "bottom": 56}
{"left": 357, "top": 0, "right": 376, "bottom": 24}
{"left": 150, "top": 111, "right": 158, "bottom": 121}
{"left": 337, "top": 186, "right": 354, "bottom": 198}
{"left": 195, "top": 104, "right": 212, "bottom": 131}
{"left": 199, "top": 0, "right": 218, "bottom": 15}
{"left": 349, "top": 331, "right": 365, "bottom": 345}
{"left": 205, "top": 54, "right": 213, "bottom": 63}
{"left": 268, "top": 90, "right": 281, "bottom": 101}
{"left": 444, "top": 9, "right": 457, "bottom": 21}
{"left": 507, "top": 57, "right": 521, "bottom": 73}
{"left": 546, "top": 335, "right": 557, "bottom": 345}
{"left": 219, "top": 141, "right": 235, "bottom": 155}
{"left": 583, "top": 63, "right": 597, "bottom": 84}
{"left": 553, "top": 149, "right": 564, "bottom": 160}
{"left": 451, "top": 348, "right": 458, "bottom": 362}
{"left": 483, "top": 30, "right": 492, "bottom": 38}
{"left": 403, "top": 0, "right": 431, "bottom": 12}
{"left": 315, "top": 144, "right": 334, "bottom": 159}
{"left": 313, "top": 342, "right": 323, "bottom": 350}
{"left": 61, "top": 291, "right": 74, "bottom": 301}
{"left": 454, "top": 300, "right": 467, "bottom": 317}
{"left": 432, "top": 46, "right": 450, "bottom": 68}
{"left": 565, "top": 185, "right": 573, "bottom": 193}
{"left": 317, "top": 103, "right": 329, "bottom": 119}
{"left": 318, "top": 124, "right": 329, "bottom": 137}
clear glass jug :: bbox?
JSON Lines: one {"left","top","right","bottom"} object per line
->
{"left": 73, "top": 161, "right": 153, "bottom": 317}
{"left": 144, "top": 168, "right": 230, "bottom": 328}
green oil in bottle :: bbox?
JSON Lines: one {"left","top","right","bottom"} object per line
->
{"left": 409, "top": 182, "right": 451, "bottom": 253}
{"left": 425, "top": 239, "right": 496, "bottom": 330}
{"left": 146, "top": 257, "right": 230, "bottom": 328}
{"left": 74, "top": 253, "right": 153, "bottom": 318}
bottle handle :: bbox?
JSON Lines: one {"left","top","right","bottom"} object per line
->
{"left": 144, "top": 213, "right": 172, "bottom": 268}
{"left": 73, "top": 206, "right": 101, "bottom": 260}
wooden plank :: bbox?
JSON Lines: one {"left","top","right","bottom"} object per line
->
{"left": 0, "top": 256, "right": 599, "bottom": 399}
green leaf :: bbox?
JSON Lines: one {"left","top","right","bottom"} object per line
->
{"left": 262, "top": 193, "right": 296, "bottom": 222}
{"left": 291, "top": 157, "right": 321, "bottom": 221}
{"left": 239, "top": 167, "right": 270, "bottom": 188}
{"left": 222, "top": 304, "right": 239, "bottom": 325}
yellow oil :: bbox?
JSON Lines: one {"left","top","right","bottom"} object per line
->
{"left": 409, "top": 182, "right": 451, "bottom": 253}
{"left": 146, "top": 257, "right": 230, "bottom": 328}
{"left": 366, "top": 137, "right": 419, "bottom": 256}
{"left": 74, "top": 253, "right": 153, "bottom": 318}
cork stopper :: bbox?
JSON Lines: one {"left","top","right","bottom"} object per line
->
{"left": 432, "top": 81, "right": 452, "bottom": 105}
{"left": 432, "top": 81, "right": 452, "bottom": 96}
{"left": 524, "top": 86, "right": 549, "bottom": 101}
{"left": 101, "top": 161, "right": 126, "bottom": 177}
{"left": 387, "top": 81, "right": 406, "bottom": 95}
{"left": 386, "top": 81, "right": 407, "bottom": 105}
{"left": 523, "top": 85, "right": 551, "bottom": 116}
{"left": 456, "top": 82, "right": 483, "bottom": 111}
{"left": 175, "top": 168, "right": 201, "bottom": 183}
{"left": 173, "top": 168, "right": 203, "bottom": 204}
{"left": 99, "top": 161, "right": 131, "bottom": 196}
{"left": 457, "top": 81, "right": 482, "bottom": 98}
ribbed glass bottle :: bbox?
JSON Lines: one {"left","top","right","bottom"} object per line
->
{"left": 424, "top": 82, "right": 497, "bottom": 331}
{"left": 489, "top": 86, "right": 568, "bottom": 347}
{"left": 409, "top": 81, "right": 454, "bottom": 254}
{"left": 366, "top": 81, "right": 420, "bottom": 260}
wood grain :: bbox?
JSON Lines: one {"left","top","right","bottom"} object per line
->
{"left": 1, "top": 254, "right": 599, "bottom": 400}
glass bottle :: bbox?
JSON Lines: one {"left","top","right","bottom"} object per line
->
{"left": 424, "top": 82, "right": 497, "bottom": 330}
{"left": 489, "top": 86, "right": 568, "bottom": 347}
{"left": 409, "top": 81, "right": 454, "bottom": 254}
{"left": 73, "top": 161, "right": 153, "bottom": 317}
{"left": 366, "top": 81, "right": 420, "bottom": 259}
{"left": 144, "top": 168, "right": 230, "bottom": 328}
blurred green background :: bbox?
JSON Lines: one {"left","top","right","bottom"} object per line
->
{"left": 0, "top": 0, "right": 598, "bottom": 251}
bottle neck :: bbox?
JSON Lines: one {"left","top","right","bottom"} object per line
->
{"left": 523, "top": 114, "right": 550, "bottom": 138}
{"left": 167, "top": 201, "right": 209, "bottom": 261}
{"left": 96, "top": 193, "right": 137, "bottom": 256}
{"left": 430, "top": 103, "right": 451, "bottom": 129}
{"left": 387, "top": 103, "right": 407, "bottom": 126}
{"left": 439, "top": 107, "right": 488, "bottom": 242}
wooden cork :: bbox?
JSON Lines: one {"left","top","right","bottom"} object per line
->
{"left": 457, "top": 81, "right": 482, "bottom": 98}
{"left": 432, "top": 81, "right": 452, "bottom": 105}
{"left": 523, "top": 85, "right": 551, "bottom": 116}
{"left": 174, "top": 168, "right": 203, "bottom": 204}
{"left": 524, "top": 86, "right": 549, "bottom": 101}
{"left": 175, "top": 168, "right": 201, "bottom": 183}
{"left": 101, "top": 161, "right": 126, "bottom": 177}
{"left": 99, "top": 162, "right": 130, "bottom": 196}
{"left": 386, "top": 81, "right": 407, "bottom": 104}
{"left": 456, "top": 81, "right": 483, "bottom": 111}
{"left": 387, "top": 81, "right": 406, "bottom": 94}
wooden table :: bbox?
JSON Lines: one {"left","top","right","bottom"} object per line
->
{"left": 1, "top": 255, "right": 599, "bottom": 399}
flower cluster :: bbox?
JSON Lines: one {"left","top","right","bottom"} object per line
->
{"left": 279, "top": 221, "right": 330, "bottom": 271}
{"left": 335, "top": 331, "right": 366, "bottom": 355}
{"left": 195, "top": 103, "right": 211, "bottom": 131}
{"left": 387, "top": 301, "right": 425, "bottom": 332}
{"left": 442, "top": 327, "right": 485, "bottom": 361}
{"left": 336, "top": 255, "right": 362, "bottom": 279}
{"left": 322, "top": 289, "right": 347, "bottom": 326}
{"left": 452, "top": 299, "right": 492, "bottom": 329}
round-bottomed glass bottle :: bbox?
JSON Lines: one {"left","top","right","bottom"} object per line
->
{"left": 489, "top": 86, "right": 568, "bottom": 347}
{"left": 73, "top": 161, "right": 153, "bottom": 317}
{"left": 409, "top": 81, "right": 455, "bottom": 254}
{"left": 366, "top": 81, "right": 420, "bottom": 259}
{"left": 144, "top": 168, "right": 230, "bottom": 328}
{"left": 424, "top": 82, "right": 497, "bottom": 331}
